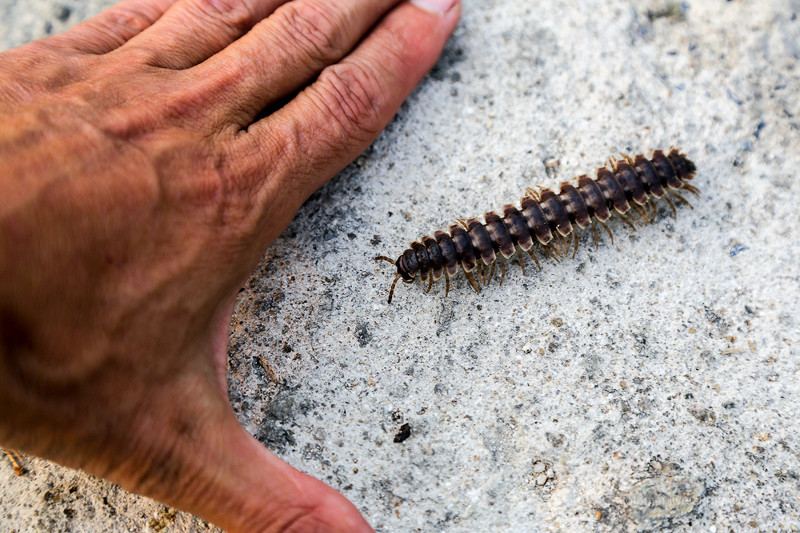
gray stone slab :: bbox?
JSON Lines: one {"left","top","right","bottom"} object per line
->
{"left": 2, "top": 0, "right": 799, "bottom": 531}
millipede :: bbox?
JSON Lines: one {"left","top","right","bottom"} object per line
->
{"left": 375, "top": 149, "right": 698, "bottom": 303}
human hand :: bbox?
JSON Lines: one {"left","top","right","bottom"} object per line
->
{"left": 0, "top": 0, "right": 460, "bottom": 530}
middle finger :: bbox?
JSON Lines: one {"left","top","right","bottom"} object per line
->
{"left": 188, "top": 0, "right": 401, "bottom": 126}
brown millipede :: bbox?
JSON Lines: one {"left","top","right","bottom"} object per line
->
{"left": 375, "top": 149, "right": 698, "bottom": 303}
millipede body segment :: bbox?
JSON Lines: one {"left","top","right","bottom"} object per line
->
{"left": 376, "top": 149, "right": 698, "bottom": 303}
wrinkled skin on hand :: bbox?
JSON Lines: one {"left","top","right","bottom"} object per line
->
{"left": 0, "top": 0, "right": 460, "bottom": 530}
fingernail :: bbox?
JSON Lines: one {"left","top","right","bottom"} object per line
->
{"left": 410, "top": 0, "right": 457, "bottom": 15}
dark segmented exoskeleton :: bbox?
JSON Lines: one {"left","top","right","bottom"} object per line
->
{"left": 376, "top": 149, "right": 698, "bottom": 303}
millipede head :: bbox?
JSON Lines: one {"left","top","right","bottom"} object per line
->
{"left": 375, "top": 255, "right": 416, "bottom": 303}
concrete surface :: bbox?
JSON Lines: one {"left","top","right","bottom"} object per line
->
{"left": 2, "top": 0, "right": 800, "bottom": 531}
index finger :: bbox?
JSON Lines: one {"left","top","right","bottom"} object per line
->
{"left": 230, "top": 0, "right": 461, "bottom": 230}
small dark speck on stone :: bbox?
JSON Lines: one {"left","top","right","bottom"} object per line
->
{"left": 723, "top": 402, "right": 736, "bottom": 409}
{"left": 370, "top": 234, "right": 381, "bottom": 246}
{"left": 685, "top": 393, "right": 694, "bottom": 399}
{"left": 55, "top": 5, "right": 72, "bottom": 21}
{"left": 546, "top": 432, "right": 565, "bottom": 448}
{"left": 347, "top": 233, "right": 356, "bottom": 240}
{"left": 704, "top": 307, "right": 723, "bottom": 324}
{"left": 394, "top": 423, "right": 411, "bottom": 443}
{"left": 729, "top": 243, "right": 749, "bottom": 257}
{"left": 647, "top": 2, "right": 687, "bottom": 22}
{"left": 355, "top": 322, "right": 372, "bottom": 347}
{"left": 43, "top": 21, "right": 53, "bottom": 34}
{"left": 689, "top": 406, "right": 716, "bottom": 425}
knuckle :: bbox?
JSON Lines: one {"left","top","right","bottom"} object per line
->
{"left": 315, "top": 62, "right": 385, "bottom": 142}
{"left": 116, "top": 44, "right": 160, "bottom": 66}
{"left": 190, "top": 0, "right": 254, "bottom": 34}
{"left": 277, "top": 1, "right": 348, "bottom": 66}
{"left": 103, "top": 6, "right": 160, "bottom": 33}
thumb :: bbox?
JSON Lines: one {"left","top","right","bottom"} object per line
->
{"left": 176, "top": 413, "right": 374, "bottom": 533}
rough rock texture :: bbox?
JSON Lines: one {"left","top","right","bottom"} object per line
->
{"left": 2, "top": 0, "right": 799, "bottom": 531}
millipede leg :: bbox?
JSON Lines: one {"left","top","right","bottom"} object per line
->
{"left": 617, "top": 211, "right": 638, "bottom": 231}
{"left": 387, "top": 274, "right": 402, "bottom": 304}
{"left": 572, "top": 229, "right": 580, "bottom": 258}
{"left": 4, "top": 449, "right": 24, "bottom": 476}
{"left": 561, "top": 232, "right": 570, "bottom": 257}
{"left": 642, "top": 202, "right": 656, "bottom": 224}
{"left": 664, "top": 195, "right": 678, "bottom": 218}
{"left": 374, "top": 256, "right": 396, "bottom": 265}
{"left": 648, "top": 200, "right": 658, "bottom": 221}
{"left": 527, "top": 249, "right": 542, "bottom": 270}
{"left": 486, "top": 261, "right": 496, "bottom": 287}
{"left": 632, "top": 204, "right": 649, "bottom": 224}
{"left": 682, "top": 183, "right": 701, "bottom": 197}
{"left": 671, "top": 191, "right": 694, "bottom": 209}
{"left": 499, "top": 257, "right": 506, "bottom": 285}
{"left": 525, "top": 187, "right": 541, "bottom": 201}
{"left": 445, "top": 274, "right": 450, "bottom": 297}
{"left": 543, "top": 244, "right": 561, "bottom": 263}
{"left": 591, "top": 223, "right": 599, "bottom": 249}
{"left": 552, "top": 233, "right": 565, "bottom": 258}
{"left": 517, "top": 250, "right": 526, "bottom": 276}
{"left": 599, "top": 220, "right": 615, "bottom": 245}
{"left": 425, "top": 276, "right": 433, "bottom": 294}
{"left": 625, "top": 208, "right": 644, "bottom": 227}
{"left": 465, "top": 270, "right": 481, "bottom": 294}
